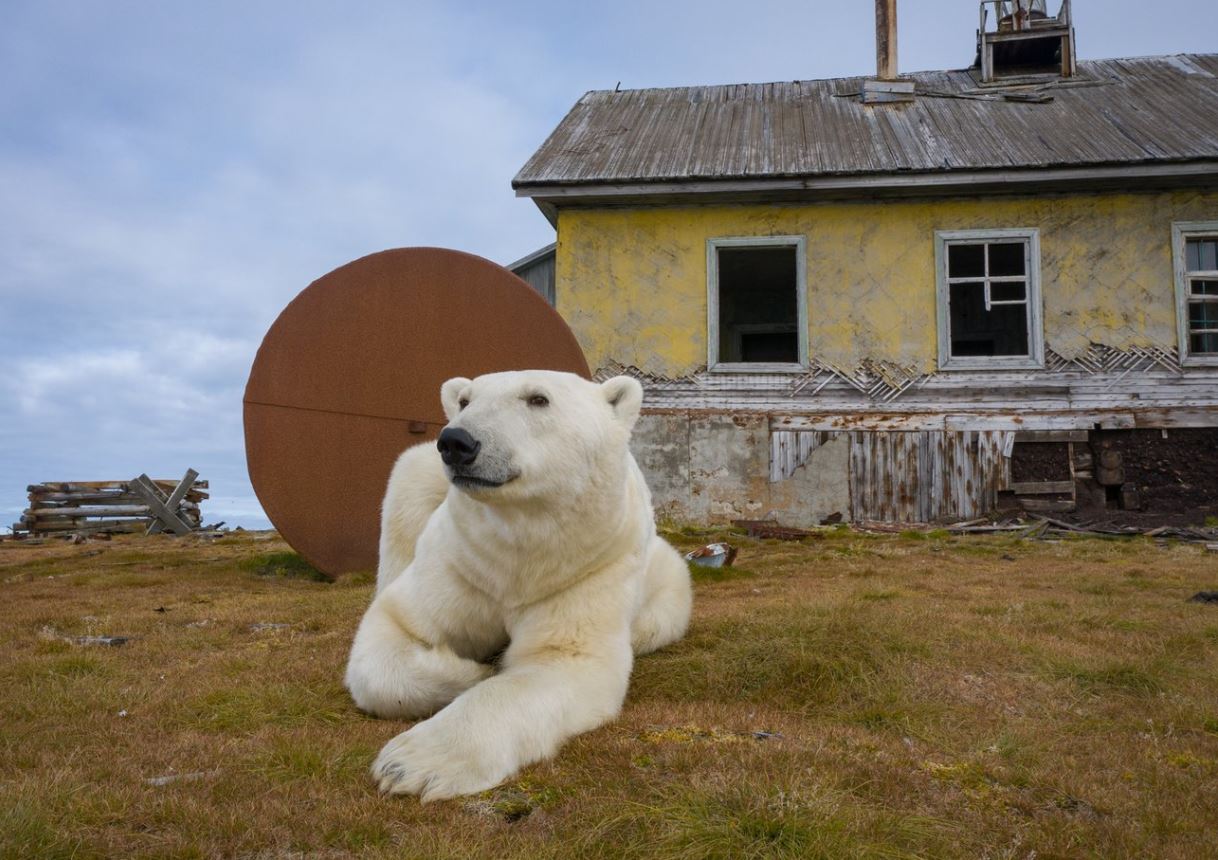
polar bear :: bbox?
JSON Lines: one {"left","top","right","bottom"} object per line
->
{"left": 345, "top": 370, "right": 692, "bottom": 801}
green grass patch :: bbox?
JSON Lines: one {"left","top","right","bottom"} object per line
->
{"left": 182, "top": 682, "right": 351, "bottom": 732}
{"left": 239, "top": 552, "right": 330, "bottom": 582}
{"left": 1052, "top": 661, "right": 1162, "bottom": 696}
{"left": 251, "top": 738, "right": 371, "bottom": 783}
{"left": 581, "top": 785, "right": 936, "bottom": 860}
{"left": 634, "top": 604, "right": 915, "bottom": 711}
{"left": 858, "top": 589, "right": 900, "bottom": 602}
{"left": 0, "top": 798, "right": 99, "bottom": 860}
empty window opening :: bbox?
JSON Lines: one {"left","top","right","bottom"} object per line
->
{"left": 712, "top": 242, "right": 803, "bottom": 366}
{"left": 719, "top": 247, "right": 797, "bottom": 362}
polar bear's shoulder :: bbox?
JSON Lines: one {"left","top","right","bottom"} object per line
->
{"left": 376, "top": 442, "right": 449, "bottom": 592}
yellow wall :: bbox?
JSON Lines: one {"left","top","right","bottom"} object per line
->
{"left": 555, "top": 190, "right": 1218, "bottom": 377}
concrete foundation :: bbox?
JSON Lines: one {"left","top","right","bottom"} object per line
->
{"left": 632, "top": 412, "right": 851, "bottom": 526}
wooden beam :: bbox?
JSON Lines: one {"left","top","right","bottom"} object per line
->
{"left": 1019, "top": 498, "right": 1077, "bottom": 513}
{"left": 129, "top": 475, "right": 194, "bottom": 536}
{"left": 1011, "top": 481, "right": 1076, "bottom": 495}
{"left": 146, "top": 469, "right": 199, "bottom": 536}
{"left": 24, "top": 505, "right": 151, "bottom": 518}
{"left": 1014, "top": 430, "right": 1089, "bottom": 443}
{"left": 875, "top": 0, "right": 898, "bottom": 80}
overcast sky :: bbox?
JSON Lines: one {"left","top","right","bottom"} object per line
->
{"left": 1, "top": 1, "right": 1212, "bottom": 531}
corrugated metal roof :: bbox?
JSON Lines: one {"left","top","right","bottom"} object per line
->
{"left": 513, "top": 55, "right": 1218, "bottom": 189}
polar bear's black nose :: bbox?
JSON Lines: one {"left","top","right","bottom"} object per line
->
{"left": 437, "top": 427, "right": 480, "bottom": 467}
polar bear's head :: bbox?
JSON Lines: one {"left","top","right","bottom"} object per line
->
{"left": 435, "top": 370, "right": 643, "bottom": 503}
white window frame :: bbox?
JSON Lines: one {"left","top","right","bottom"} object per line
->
{"left": 707, "top": 236, "right": 808, "bottom": 373}
{"left": 935, "top": 228, "right": 1044, "bottom": 371}
{"left": 1172, "top": 221, "right": 1218, "bottom": 367}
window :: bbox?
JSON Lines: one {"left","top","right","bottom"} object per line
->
{"left": 935, "top": 229, "right": 1043, "bottom": 370}
{"left": 707, "top": 236, "right": 807, "bottom": 371}
{"left": 1173, "top": 222, "right": 1218, "bottom": 365}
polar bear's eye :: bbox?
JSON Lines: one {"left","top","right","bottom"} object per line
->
{"left": 526, "top": 394, "right": 549, "bottom": 408}
{"left": 458, "top": 397, "right": 469, "bottom": 410}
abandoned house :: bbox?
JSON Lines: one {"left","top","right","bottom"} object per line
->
{"left": 511, "top": 1, "right": 1218, "bottom": 526}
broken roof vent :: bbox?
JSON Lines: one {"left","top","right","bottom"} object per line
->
{"left": 861, "top": 0, "right": 915, "bottom": 104}
{"left": 976, "top": 0, "right": 1077, "bottom": 82}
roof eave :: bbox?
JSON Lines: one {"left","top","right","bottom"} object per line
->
{"left": 517, "top": 160, "right": 1218, "bottom": 215}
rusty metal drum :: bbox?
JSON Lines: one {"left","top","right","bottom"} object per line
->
{"left": 243, "top": 247, "right": 589, "bottom": 575}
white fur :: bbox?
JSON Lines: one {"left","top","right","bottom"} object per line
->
{"left": 347, "top": 370, "right": 692, "bottom": 801}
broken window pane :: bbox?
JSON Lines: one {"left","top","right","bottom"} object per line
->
{"left": 1191, "top": 279, "right": 1218, "bottom": 297}
{"left": 944, "top": 236, "right": 1034, "bottom": 361}
{"left": 717, "top": 246, "right": 798, "bottom": 363}
{"left": 1186, "top": 238, "right": 1218, "bottom": 272}
{"left": 949, "top": 282, "right": 1029, "bottom": 357}
{"left": 948, "top": 244, "right": 984, "bottom": 278}
{"left": 988, "top": 242, "right": 1026, "bottom": 276}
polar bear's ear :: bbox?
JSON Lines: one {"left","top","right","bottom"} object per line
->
{"left": 601, "top": 376, "right": 643, "bottom": 428}
{"left": 439, "top": 377, "right": 472, "bottom": 421}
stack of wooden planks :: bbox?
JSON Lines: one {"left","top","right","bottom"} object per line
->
{"left": 13, "top": 469, "right": 207, "bottom": 537}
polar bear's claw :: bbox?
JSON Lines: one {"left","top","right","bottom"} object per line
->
{"left": 372, "top": 724, "right": 504, "bottom": 801}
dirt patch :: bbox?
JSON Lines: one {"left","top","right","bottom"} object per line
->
{"left": 1010, "top": 442, "right": 1070, "bottom": 482}
{"left": 1087, "top": 429, "right": 1218, "bottom": 526}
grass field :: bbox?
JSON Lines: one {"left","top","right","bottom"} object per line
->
{"left": 1, "top": 527, "right": 1216, "bottom": 859}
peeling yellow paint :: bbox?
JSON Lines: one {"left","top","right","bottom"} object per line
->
{"left": 556, "top": 190, "right": 1218, "bottom": 376}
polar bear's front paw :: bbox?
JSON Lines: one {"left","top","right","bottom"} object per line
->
{"left": 372, "top": 719, "right": 508, "bottom": 802}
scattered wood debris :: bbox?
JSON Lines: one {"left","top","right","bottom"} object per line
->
{"left": 850, "top": 516, "right": 1218, "bottom": 543}
{"left": 11, "top": 469, "right": 207, "bottom": 538}
{"left": 1028, "top": 516, "right": 1218, "bottom": 542}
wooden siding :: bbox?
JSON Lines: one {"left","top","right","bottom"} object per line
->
{"left": 616, "top": 361, "right": 1218, "bottom": 431}
{"left": 771, "top": 429, "right": 1012, "bottom": 522}
{"left": 508, "top": 244, "right": 556, "bottom": 306}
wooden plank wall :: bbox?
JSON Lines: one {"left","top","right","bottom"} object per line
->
{"left": 771, "top": 429, "right": 1012, "bottom": 522}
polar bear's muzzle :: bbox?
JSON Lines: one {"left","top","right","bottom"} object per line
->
{"left": 438, "top": 426, "right": 518, "bottom": 490}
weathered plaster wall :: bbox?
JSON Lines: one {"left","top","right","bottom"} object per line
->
{"left": 633, "top": 413, "right": 814, "bottom": 525}
{"left": 557, "top": 190, "right": 1218, "bottom": 376}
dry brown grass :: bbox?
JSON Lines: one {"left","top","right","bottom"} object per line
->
{"left": 1, "top": 527, "right": 1216, "bottom": 859}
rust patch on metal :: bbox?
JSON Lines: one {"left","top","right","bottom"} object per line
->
{"left": 244, "top": 247, "right": 589, "bottom": 575}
